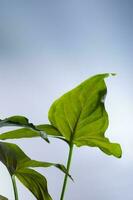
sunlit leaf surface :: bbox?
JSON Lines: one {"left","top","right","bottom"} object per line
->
{"left": 48, "top": 74, "right": 122, "bottom": 158}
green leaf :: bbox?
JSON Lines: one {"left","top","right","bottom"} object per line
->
{"left": 0, "top": 116, "right": 49, "bottom": 143}
{"left": 0, "top": 195, "right": 8, "bottom": 200}
{"left": 48, "top": 73, "right": 122, "bottom": 158}
{"left": 0, "top": 141, "right": 70, "bottom": 199}
{"left": 0, "top": 141, "right": 69, "bottom": 175}
{"left": 0, "top": 141, "right": 29, "bottom": 175}
{"left": 16, "top": 168, "right": 52, "bottom": 200}
{"left": 0, "top": 128, "right": 40, "bottom": 140}
{"left": 0, "top": 124, "right": 68, "bottom": 144}
{"left": 37, "top": 124, "right": 61, "bottom": 136}
{"left": 18, "top": 159, "right": 71, "bottom": 177}
{"left": 0, "top": 115, "right": 33, "bottom": 128}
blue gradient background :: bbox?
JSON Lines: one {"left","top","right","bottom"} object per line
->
{"left": 0, "top": 1, "right": 133, "bottom": 200}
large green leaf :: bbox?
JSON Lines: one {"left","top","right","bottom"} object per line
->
{"left": 0, "top": 116, "right": 49, "bottom": 143}
{"left": 48, "top": 73, "right": 122, "bottom": 158}
{"left": 0, "top": 142, "right": 70, "bottom": 199}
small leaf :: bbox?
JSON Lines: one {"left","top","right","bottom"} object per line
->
{"left": 0, "top": 195, "right": 8, "bottom": 200}
{"left": 0, "top": 116, "right": 49, "bottom": 143}
{"left": 16, "top": 168, "right": 52, "bottom": 200}
{"left": 0, "top": 128, "right": 39, "bottom": 140}
{"left": 17, "top": 160, "right": 72, "bottom": 180}
{"left": 0, "top": 115, "right": 33, "bottom": 127}
{"left": 0, "top": 124, "right": 62, "bottom": 142}
{"left": 48, "top": 73, "right": 122, "bottom": 158}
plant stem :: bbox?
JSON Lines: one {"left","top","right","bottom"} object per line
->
{"left": 11, "top": 175, "right": 19, "bottom": 200}
{"left": 60, "top": 143, "right": 74, "bottom": 200}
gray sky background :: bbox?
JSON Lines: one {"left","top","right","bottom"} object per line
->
{"left": 0, "top": 0, "right": 133, "bottom": 200}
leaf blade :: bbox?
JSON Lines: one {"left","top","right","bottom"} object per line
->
{"left": 0, "top": 124, "right": 61, "bottom": 141}
{"left": 0, "top": 142, "right": 71, "bottom": 199}
{"left": 15, "top": 168, "right": 52, "bottom": 200}
{"left": 17, "top": 160, "right": 73, "bottom": 180}
{"left": 0, "top": 116, "right": 49, "bottom": 143}
{"left": 48, "top": 73, "right": 122, "bottom": 158}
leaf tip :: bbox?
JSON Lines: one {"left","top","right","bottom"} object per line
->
{"left": 112, "top": 143, "right": 122, "bottom": 158}
{"left": 104, "top": 73, "right": 116, "bottom": 78}
{"left": 110, "top": 73, "right": 117, "bottom": 76}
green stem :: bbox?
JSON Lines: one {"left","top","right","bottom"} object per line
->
{"left": 11, "top": 175, "right": 19, "bottom": 200}
{"left": 60, "top": 143, "right": 74, "bottom": 200}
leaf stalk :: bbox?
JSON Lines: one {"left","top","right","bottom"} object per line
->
{"left": 11, "top": 175, "right": 19, "bottom": 200}
{"left": 60, "top": 143, "right": 74, "bottom": 200}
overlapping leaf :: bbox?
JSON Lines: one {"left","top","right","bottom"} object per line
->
{"left": 48, "top": 73, "right": 122, "bottom": 158}
{"left": 0, "top": 142, "right": 69, "bottom": 199}
{"left": 0, "top": 116, "right": 49, "bottom": 142}
{"left": 0, "top": 124, "right": 68, "bottom": 144}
